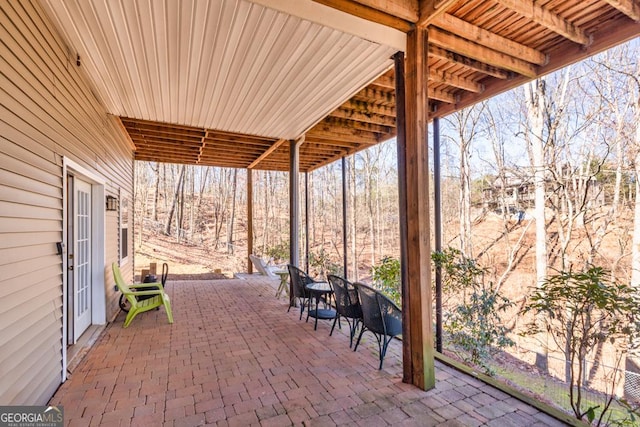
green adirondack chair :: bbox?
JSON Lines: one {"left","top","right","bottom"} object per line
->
{"left": 112, "top": 263, "right": 174, "bottom": 328}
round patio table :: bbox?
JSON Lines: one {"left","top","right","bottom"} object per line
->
{"left": 305, "top": 281, "right": 336, "bottom": 330}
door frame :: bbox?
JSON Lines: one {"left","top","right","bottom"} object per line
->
{"left": 62, "top": 157, "right": 106, "bottom": 381}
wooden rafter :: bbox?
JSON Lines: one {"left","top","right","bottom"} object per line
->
{"left": 129, "top": 139, "right": 200, "bottom": 150}
{"left": 341, "top": 99, "right": 396, "bottom": 117}
{"left": 428, "top": 86, "right": 457, "bottom": 103}
{"left": 197, "top": 130, "right": 208, "bottom": 164}
{"left": 348, "top": 0, "right": 418, "bottom": 22}
{"left": 353, "top": 87, "right": 396, "bottom": 105}
{"left": 602, "top": 0, "right": 640, "bottom": 21}
{"left": 306, "top": 127, "right": 382, "bottom": 143}
{"left": 429, "top": 27, "right": 538, "bottom": 78}
{"left": 368, "top": 73, "right": 395, "bottom": 90}
{"left": 329, "top": 107, "right": 396, "bottom": 126}
{"left": 433, "top": 13, "right": 548, "bottom": 65}
{"left": 428, "top": 45, "right": 510, "bottom": 79}
{"left": 428, "top": 68, "right": 484, "bottom": 93}
{"left": 417, "top": 0, "right": 459, "bottom": 27}
{"left": 322, "top": 116, "right": 393, "bottom": 133}
{"left": 247, "top": 138, "right": 287, "bottom": 169}
{"left": 497, "top": 0, "right": 591, "bottom": 46}
{"left": 312, "top": 0, "right": 414, "bottom": 31}
{"left": 433, "top": 17, "right": 640, "bottom": 119}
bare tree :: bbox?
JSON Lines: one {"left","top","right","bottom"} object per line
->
{"left": 164, "top": 165, "right": 185, "bottom": 236}
{"left": 524, "top": 77, "right": 551, "bottom": 287}
{"left": 443, "top": 103, "right": 486, "bottom": 257}
{"left": 227, "top": 168, "right": 238, "bottom": 254}
{"left": 152, "top": 162, "right": 160, "bottom": 222}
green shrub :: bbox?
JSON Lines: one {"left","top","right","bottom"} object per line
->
{"left": 522, "top": 266, "right": 638, "bottom": 425}
{"left": 371, "top": 256, "right": 401, "bottom": 306}
{"left": 432, "top": 248, "right": 514, "bottom": 375}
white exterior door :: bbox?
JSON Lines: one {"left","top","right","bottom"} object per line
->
{"left": 73, "top": 179, "right": 92, "bottom": 341}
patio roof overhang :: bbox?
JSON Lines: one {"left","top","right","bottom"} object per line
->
{"left": 40, "top": 0, "right": 640, "bottom": 172}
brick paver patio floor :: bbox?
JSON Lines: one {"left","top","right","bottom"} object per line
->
{"left": 50, "top": 276, "right": 566, "bottom": 426}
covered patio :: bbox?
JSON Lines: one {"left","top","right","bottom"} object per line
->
{"left": 3, "top": 0, "right": 639, "bottom": 411}
{"left": 50, "top": 275, "right": 565, "bottom": 426}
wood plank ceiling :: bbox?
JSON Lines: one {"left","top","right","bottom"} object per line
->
{"left": 42, "top": 0, "right": 640, "bottom": 172}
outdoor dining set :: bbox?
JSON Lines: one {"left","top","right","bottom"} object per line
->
{"left": 286, "top": 265, "right": 403, "bottom": 370}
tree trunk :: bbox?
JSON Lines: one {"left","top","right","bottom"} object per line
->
{"left": 525, "top": 79, "right": 549, "bottom": 373}
{"left": 459, "top": 133, "right": 472, "bottom": 257}
{"left": 525, "top": 79, "right": 549, "bottom": 289}
{"left": 227, "top": 169, "right": 238, "bottom": 254}
{"left": 177, "top": 167, "right": 186, "bottom": 242}
{"left": 152, "top": 163, "right": 160, "bottom": 222}
{"left": 164, "top": 165, "right": 185, "bottom": 236}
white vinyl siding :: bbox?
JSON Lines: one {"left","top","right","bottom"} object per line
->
{"left": 0, "top": 0, "right": 134, "bottom": 404}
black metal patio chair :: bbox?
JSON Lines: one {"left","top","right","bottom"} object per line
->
{"left": 353, "top": 282, "right": 402, "bottom": 369}
{"left": 287, "top": 264, "right": 315, "bottom": 320}
{"left": 327, "top": 275, "right": 362, "bottom": 347}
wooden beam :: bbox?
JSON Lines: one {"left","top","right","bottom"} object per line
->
{"left": 197, "top": 130, "right": 208, "bottom": 164}
{"left": 429, "top": 68, "right": 484, "bottom": 93}
{"left": 433, "top": 13, "right": 548, "bottom": 65}
{"left": 429, "top": 27, "right": 538, "bottom": 78}
{"left": 330, "top": 107, "right": 396, "bottom": 126}
{"left": 115, "top": 116, "right": 137, "bottom": 151}
{"left": 353, "top": 87, "right": 396, "bottom": 105}
{"left": 428, "top": 45, "right": 510, "bottom": 79}
{"left": 120, "top": 117, "right": 204, "bottom": 133}
{"left": 131, "top": 139, "right": 202, "bottom": 150}
{"left": 135, "top": 153, "right": 198, "bottom": 163}
{"left": 125, "top": 126, "right": 204, "bottom": 140}
{"left": 133, "top": 143, "right": 201, "bottom": 153}
{"left": 303, "top": 139, "right": 365, "bottom": 149}
{"left": 417, "top": 0, "right": 459, "bottom": 27}
{"left": 128, "top": 134, "right": 202, "bottom": 146}
{"left": 248, "top": 138, "right": 287, "bottom": 169}
{"left": 307, "top": 126, "right": 382, "bottom": 143}
{"left": 350, "top": 0, "right": 418, "bottom": 22}
{"left": 322, "top": 116, "right": 394, "bottom": 134}
{"left": 341, "top": 99, "right": 396, "bottom": 117}
{"left": 312, "top": 0, "right": 414, "bottom": 32}
{"left": 433, "top": 17, "right": 640, "bottom": 119}
{"left": 207, "top": 134, "right": 275, "bottom": 144}
{"left": 602, "top": 0, "right": 640, "bottom": 21}
{"left": 428, "top": 86, "right": 457, "bottom": 103}
{"left": 398, "top": 26, "right": 435, "bottom": 390}
{"left": 368, "top": 73, "right": 395, "bottom": 90}
{"left": 497, "top": 0, "right": 591, "bottom": 46}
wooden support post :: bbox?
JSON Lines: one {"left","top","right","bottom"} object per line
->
{"left": 247, "top": 169, "right": 253, "bottom": 274}
{"left": 395, "top": 50, "right": 411, "bottom": 385}
{"left": 342, "top": 157, "right": 348, "bottom": 278}
{"left": 305, "top": 172, "right": 310, "bottom": 273}
{"left": 434, "top": 117, "right": 443, "bottom": 353}
{"left": 289, "top": 136, "right": 304, "bottom": 305}
{"left": 395, "top": 26, "right": 435, "bottom": 391}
